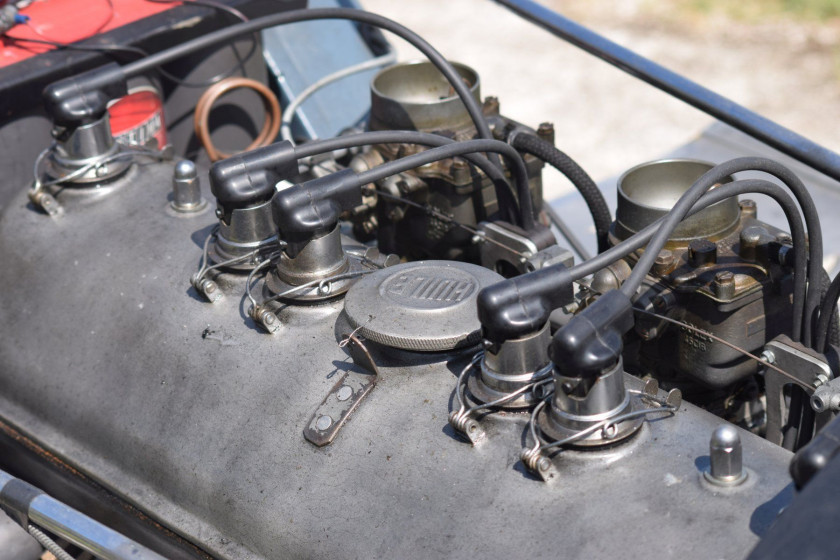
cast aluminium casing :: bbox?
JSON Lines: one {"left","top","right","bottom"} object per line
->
{"left": 0, "top": 161, "right": 794, "bottom": 559}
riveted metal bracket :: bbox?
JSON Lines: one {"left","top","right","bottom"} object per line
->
{"left": 303, "top": 335, "right": 378, "bottom": 447}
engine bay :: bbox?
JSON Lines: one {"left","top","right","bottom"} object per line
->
{"left": 1, "top": 1, "right": 840, "bottom": 558}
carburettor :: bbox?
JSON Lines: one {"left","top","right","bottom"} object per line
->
{"left": 348, "top": 61, "right": 547, "bottom": 266}
{"left": 590, "top": 160, "right": 794, "bottom": 427}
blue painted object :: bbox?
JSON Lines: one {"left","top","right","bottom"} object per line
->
{"left": 262, "top": 0, "right": 393, "bottom": 140}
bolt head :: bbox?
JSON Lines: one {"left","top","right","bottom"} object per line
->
{"left": 653, "top": 249, "right": 675, "bottom": 275}
{"left": 760, "top": 349, "right": 775, "bottom": 365}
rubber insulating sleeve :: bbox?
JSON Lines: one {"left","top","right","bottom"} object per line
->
{"left": 511, "top": 132, "right": 611, "bottom": 253}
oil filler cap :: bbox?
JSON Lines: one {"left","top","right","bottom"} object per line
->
{"left": 344, "top": 261, "right": 503, "bottom": 351}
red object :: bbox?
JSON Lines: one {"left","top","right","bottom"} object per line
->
{"left": 0, "top": 0, "right": 178, "bottom": 68}
{"left": 108, "top": 85, "right": 167, "bottom": 148}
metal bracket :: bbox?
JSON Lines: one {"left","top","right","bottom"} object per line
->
{"left": 28, "top": 187, "right": 63, "bottom": 218}
{"left": 763, "top": 335, "right": 833, "bottom": 445}
{"left": 248, "top": 304, "right": 280, "bottom": 334}
{"left": 192, "top": 276, "right": 222, "bottom": 304}
{"left": 303, "top": 335, "right": 378, "bottom": 447}
{"left": 477, "top": 221, "right": 573, "bottom": 275}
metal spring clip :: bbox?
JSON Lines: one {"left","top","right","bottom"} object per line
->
{"left": 521, "top": 379, "right": 682, "bottom": 482}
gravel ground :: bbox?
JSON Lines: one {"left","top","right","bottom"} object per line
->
{"left": 361, "top": 0, "right": 840, "bottom": 201}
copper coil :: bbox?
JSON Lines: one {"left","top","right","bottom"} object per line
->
{"left": 194, "top": 77, "right": 281, "bottom": 162}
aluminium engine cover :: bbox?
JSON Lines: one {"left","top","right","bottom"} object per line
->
{"left": 344, "top": 260, "right": 503, "bottom": 351}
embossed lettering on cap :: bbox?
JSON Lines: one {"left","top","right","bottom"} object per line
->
{"left": 345, "top": 261, "right": 504, "bottom": 351}
{"left": 381, "top": 267, "right": 476, "bottom": 309}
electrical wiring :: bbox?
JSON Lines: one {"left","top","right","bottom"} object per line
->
{"left": 620, "top": 158, "right": 819, "bottom": 347}
{"left": 545, "top": 179, "right": 807, "bottom": 340}
{"left": 293, "top": 130, "right": 521, "bottom": 225}
{"left": 815, "top": 269, "right": 840, "bottom": 352}
{"left": 280, "top": 51, "right": 398, "bottom": 143}
{"left": 3, "top": 0, "right": 258, "bottom": 88}
{"left": 351, "top": 138, "right": 536, "bottom": 230}
{"left": 143, "top": 0, "right": 258, "bottom": 88}
{"left": 117, "top": 8, "right": 498, "bottom": 158}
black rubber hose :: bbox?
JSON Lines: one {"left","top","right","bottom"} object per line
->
{"left": 815, "top": 268, "right": 840, "bottom": 352}
{"left": 785, "top": 268, "right": 839, "bottom": 452}
{"left": 353, "top": 139, "right": 537, "bottom": 231}
{"left": 510, "top": 132, "right": 611, "bottom": 253}
{"left": 621, "top": 157, "right": 819, "bottom": 346}
{"left": 294, "top": 131, "right": 521, "bottom": 225}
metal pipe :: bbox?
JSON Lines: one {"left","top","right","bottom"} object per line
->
{"left": 493, "top": 0, "right": 840, "bottom": 186}
{"left": 0, "top": 469, "right": 166, "bottom": 560}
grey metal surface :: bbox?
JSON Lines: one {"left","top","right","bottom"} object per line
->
{"left": 615, "top": 159, "right": 739, "bottom": 242}
{"left": 0, "top": 160, "right": 796, "bottom": 559}
{"left": 369, "top": 61, "right": 480, "bottom": 131}
{"left": 469, "top": 322, "right": 552, "bottom": 408}
{"left": 344, "top": 260, "right": 503, "bottom": 351}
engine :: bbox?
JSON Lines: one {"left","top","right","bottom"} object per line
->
{"left": 1, "top": 2, "right": 840, "bottom": 560}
